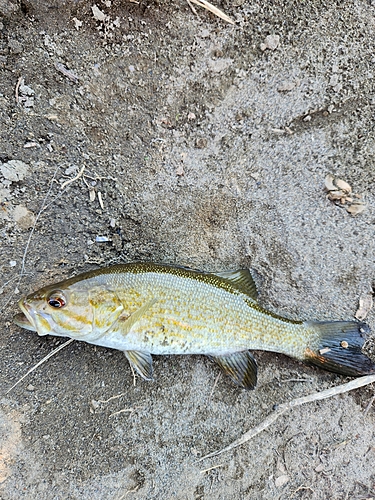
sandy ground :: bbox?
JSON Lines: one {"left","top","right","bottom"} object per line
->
{"left": 1, "top": 0, "right": 375, "bottom": 498}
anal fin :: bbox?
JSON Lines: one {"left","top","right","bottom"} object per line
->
{"left": 124, "top": 350, "right": 153, "bottom": 380}
{"left": 209, "top": 351, "right": 257, "bottom": 389}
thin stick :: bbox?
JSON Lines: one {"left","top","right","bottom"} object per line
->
{"left": 363, "top": 391, "right": 375, "bottom": 416}
{"left": 60, "top": 165, "right": 86, "bottom": 189}
{"left": 197, "top": 374, "right": 375, "bottom": 461}
{"left": 200, "top": 464, "right": 223, "bottom": 473}
{"left": 188, "top": 0, "right": 235, "bottom": 24}
{"left": 5, "top": 338, "right": 74, "bottom": 395}
{"left": 208, "top": 372, "right": 221, "bottom": 401}
{"left": 186, "top": 0, "right": 199, "bottom": 17}
{"left": 0, "top": 167, "right": 59, "bottom": 313}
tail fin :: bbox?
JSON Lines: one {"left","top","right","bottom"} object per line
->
{"left": 304, "top": 321, "right": 375, "bottom": 376}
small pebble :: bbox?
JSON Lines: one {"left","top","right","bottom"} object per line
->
{"left": 26, "top": 384, "right": 35, "bottom": 392}
{"left": 95, "top": 235, "right": 110, "bottom": 243}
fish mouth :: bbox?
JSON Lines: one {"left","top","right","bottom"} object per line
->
{"left": 14, "top": 309, "right": 37, "bottom": 332}
{"left": 14, "top": 299, "right": 50, "bottom": 335}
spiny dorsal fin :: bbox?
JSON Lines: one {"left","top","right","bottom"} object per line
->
{"left": 209, "top": 350, "right": 258, "bottom": 389}
{"left": 213, "top": 270, "right": 258, "bottom": 300}
{"left": 124, "top": 350, "right": 153, "bottom": 380}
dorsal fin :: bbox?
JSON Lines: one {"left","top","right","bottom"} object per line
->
{"left": 213, "top": 270, "right": 258, "bottom": 300}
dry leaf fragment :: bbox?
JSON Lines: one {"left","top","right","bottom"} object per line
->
{"left": 355, "top": 293, "right": 373, "bottom": 321}
{"left": 346, "top": 203, "right": 366, "bottom": 215}
{"left": 327, "top": 190, "right": 345, "bottom": 201}
{"left": 335, "top": 178, "right": 351, "bottom": 194}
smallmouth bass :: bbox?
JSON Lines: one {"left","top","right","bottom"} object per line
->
{"left": 14, "top": 263, "right": 375, "bottom": 389}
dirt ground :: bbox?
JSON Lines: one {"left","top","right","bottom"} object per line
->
{"left": 1, "top": 0, "right": 375, "bottom": 498}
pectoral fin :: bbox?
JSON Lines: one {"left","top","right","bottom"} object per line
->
{"left": 124, "top": 350, "right": 154, "bottom": 380}
{"left": 118, "top": 298, "right": 157, "bottom": 336}
{"left": 210, "top": 351, "right": 258, "bottom": 389}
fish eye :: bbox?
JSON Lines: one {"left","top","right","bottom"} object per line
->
{"left": 47, "top": 291, "right": 67, "bottom": 308}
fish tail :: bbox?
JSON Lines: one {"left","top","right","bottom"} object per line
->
{"left": 304, "top": 320, "right": 375, "bottom": 376}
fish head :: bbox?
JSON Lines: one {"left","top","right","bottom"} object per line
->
{"left": 14, "top": 279, "right": 124, "bottom": 341}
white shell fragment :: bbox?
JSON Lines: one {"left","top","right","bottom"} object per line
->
{"left": 355, "top": 293, "right": 373, "bottom": 321}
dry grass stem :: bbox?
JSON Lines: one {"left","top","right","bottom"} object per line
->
{"left": 5, "top": 338, "right": 74, "bottom": 394}
{"left": 98, "top": 392, "right": 127, "bottom": 404}
{"left": 198, "top": 374, "right": 375, "bottom": 461}
{"left": 208, "top": 372, "right": 221, "bottom": 400}
{"left": 188, "top": 0, "right": 234, "bottom": 24}
{"left": 363, "top": 391, "right": 375, "bottom": 416}
{"left": 200, "top": 464, "right": 223, "bottom": 474}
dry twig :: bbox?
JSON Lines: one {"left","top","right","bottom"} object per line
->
{"left": 197, "top": 374, "right": 375, "bottom": 461}
{"left": 15, "top": 76, "right": 22, "bottom": 104}
{"left": 60, "top": 165, "right": 86, "bottom": 189}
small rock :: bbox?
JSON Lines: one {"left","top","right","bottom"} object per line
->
{"left": 91, "top": 399, "right": 100, "bottom": 410}
{"left": 19, "top": 80, "right": 34, "bottom": 97}
{"left": 8, "top": 39, "right": 23, "bottom": 54}
{"left": 0, "top": 160, "right": 29, "bottom": 182}
{"left": 275, "top": 475, "right": 290, "bottom": 488}
{"left": 26, "top": 384, "right": 35, "bottom": 392}
{"left": 277, "top": 80, "right": 296, "bottom": 92}
{"left": 260, "top": 34, "right": 280, "bottom": 51}
{"left": 92, "top": 4, "right": 106, "bottom": 21}
{"left": 176, "top": 165, "right": 184, "bottom": 176}
{"left": 12, "top": 205, "right": 36, "bottom": 229}
{"left": 95, "top": 236, "right": 110, "bottom": 243}
{"left": 9, "top": 260, "right": 16, "bottom": 267}
{"left": 329, "top": 74, "right": 340, "bottom": 87}
{"left": 195, "top": 138, "right": 207, "bottom": 149}
{"left": 73, "top": 17, "right": 83, "bottom": 30}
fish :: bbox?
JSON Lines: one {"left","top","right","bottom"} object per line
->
{"left": 14, "top": 262, "right": 375, "bottom": 389}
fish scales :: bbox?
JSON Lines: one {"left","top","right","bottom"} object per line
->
{"left": 108, "top": 272, "right": 306, "bottom": 357}
{"left": 14, "top": 262, "right": 375, "bottom": 389}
